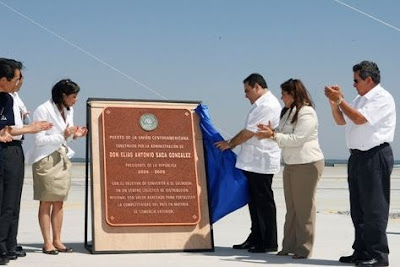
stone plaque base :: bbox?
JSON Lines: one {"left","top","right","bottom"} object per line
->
{"left": 85, "top": 99, "right": 213, "bottom": 253}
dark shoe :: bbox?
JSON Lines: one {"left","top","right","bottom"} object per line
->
{"left": 15, "top": 249, "right": 26, "bottom": 257}
{"left": 42, "top": 248, "right": 59, "bottom": 255}
{"left": 0, "top": 257, "right": 9, "bottom": 265}
{"left": 16, "top": 246, "right": 23, "bottom": 252}
{"left": 7, "top": 250, "right": 26, "bottom": 258}
{"left": 339, "top": 251, "right": 371, "bottom": 263}
{"left": 339, "top": 254, "right": 362, "bottom": 263}
{"left": 356, "top": 258, "right": 389, "bottom": 266}
{"left": 248, "top": 246, "right": 266, "bottom": 253}
{"left": 0, "top": 253, "right": 15, "bottom": 261}
{"left": 232, "top": 240, "right": 253, "bottom": 250}
{"left": 277, "top": 251, "right": 289, "bottom": 256}
{"left": 293, "top": 254, "right": 306, "bottom": 259}
{"left": 54, "top": 247, "right": 73, "bottom": 253}
{"left": 340, "top": 254, "right": 359, "bottom": 263}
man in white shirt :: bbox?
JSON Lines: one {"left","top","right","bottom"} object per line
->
{"left": 216, "top": 73, "right": 281, "bottom": 253}
{"left": 0, "top": 58, "right": 52, "bottom": 264}
{"left": 325, "top": 61, "right": 396, "bottom": 267}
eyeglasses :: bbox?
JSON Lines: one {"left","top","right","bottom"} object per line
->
{"left": 353, "top": 78, "right": 365, "bottom": 84}
{"left": 354, "top": 76, "right": 371, "bottom": 84}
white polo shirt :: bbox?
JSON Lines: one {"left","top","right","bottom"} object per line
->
{"left": 344, "top": 84, "right": 396, "bottom": 151}
{"left": 236, "top": 91, "right": 282, "bottom": 174}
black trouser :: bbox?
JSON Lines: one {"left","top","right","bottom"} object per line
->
{"left": 243, "top": 170, "right": 277, "bottom": 249}
{"left": 348, "top": 143, "right": 393, "bottom": 262}
{"left": 0, "top": 142, "right": 24, "bottom": 253}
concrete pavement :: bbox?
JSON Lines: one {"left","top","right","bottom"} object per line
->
{"left": 9, "top": 165, "right": 400, "bottom": 266}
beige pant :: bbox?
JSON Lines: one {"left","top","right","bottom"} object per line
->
{"left": 281, "top": 159, "right": 324, "bottom": 258}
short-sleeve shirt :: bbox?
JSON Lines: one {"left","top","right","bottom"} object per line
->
{"left": 0, "top": 92, "right": 15, "bottom": 130}
{"left": 236, "top": 91, "right": 282, "bottom": 174}
{"left": 10, "top": 93, "right": 23, "bottom": 140}
{"left": 344, "top": 84, "right": 396, "bottom": 151}
{"left": 0, "top": 92, "right": 15, "bottom": 167}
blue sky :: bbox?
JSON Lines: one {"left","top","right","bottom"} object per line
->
{"left": 1, "top": 0, "right": 399, "bottom": 159}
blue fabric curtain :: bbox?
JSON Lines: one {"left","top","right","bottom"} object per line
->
{"left": 195, "top": 104, "right": 249, "bottom": 224}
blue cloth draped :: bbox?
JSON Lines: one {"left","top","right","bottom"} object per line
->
{"left": 195, "top": 104, "right": 249, "bottom": 224}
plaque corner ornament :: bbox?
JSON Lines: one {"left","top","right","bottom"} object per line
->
{"left": 139, "top": 113, "right": 158, "bottom": 131}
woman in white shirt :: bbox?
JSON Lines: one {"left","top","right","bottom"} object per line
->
{"left": 27, "top": 79, "right": 87, "bottom": 254}
{"left": 256, "top": 79, "right": 324, "bottom": 259}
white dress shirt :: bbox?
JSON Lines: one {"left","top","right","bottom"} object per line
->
{"left": 10, "top": 92, "right": 24, "bottom": 140}
{"left": 344, "top": 84, "right": 396, "bottom": 151}
{"left": 25, "top": 100, "right": 75, "bottom": 164}
{"left": 275, "top": 106, "right": 324, "bottom": 164}
{"left": 13, "top": 91, "right": 30, "bottom": 124}
{"left": 236, "top": 91, "right": 282, "bottom": 174}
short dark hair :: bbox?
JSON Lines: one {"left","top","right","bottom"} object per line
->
{"left": 0, "top": 58, "right": 23, "bottom": 80}
{"left": 353, "top": 61, "right": 380, "bottom": 84}
{"left": 243, "top": 73, "right": 268, "bottom": 89}
{"left": 280, "top": 78, "right": 314, "bottom": 124}
{"left": 52, "top": 79, "right": 80, "bottom": 109}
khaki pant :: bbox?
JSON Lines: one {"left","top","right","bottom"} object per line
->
{"left": 281, "top": 159, "right": 324, "bottom": 258}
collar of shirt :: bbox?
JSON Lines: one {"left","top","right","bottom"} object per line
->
{"left": 359, "top": 83, "right": 382, "bottom": 100}
{"left": 252, "top": 90, "right": 269, "bottom": 107}
{"left": 11, "top": 92, "right": 28, "bottom": 113}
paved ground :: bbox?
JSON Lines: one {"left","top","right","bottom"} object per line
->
{"left": 8, "top": 165, "right": 400, "bottom": 266}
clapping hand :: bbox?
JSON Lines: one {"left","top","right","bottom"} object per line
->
{"left": 73, "top": 126, "right": 88, "bottom": 139}
{"left": 64, "top": 124, "right": 78, "bottom": 139}
{"left": 29, "top": 121, "right": 53, "bottom": 133}
{"left": 324, "top": 85, "right": 344, "bottom": 104}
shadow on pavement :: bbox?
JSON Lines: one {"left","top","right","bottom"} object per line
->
{"left": 185, "top": 246, "right": 343, "bottom": 266}
{"left": 18, "top": 242, "right": 90, "bottom": 254}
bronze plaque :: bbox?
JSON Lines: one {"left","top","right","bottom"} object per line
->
{"left": 101, "top": 107, "right": 200, "bottom": 226}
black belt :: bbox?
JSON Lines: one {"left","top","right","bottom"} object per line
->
{"left": 0, "top": 140, "right": 23, "bottom": 147}
{"left": 350, "top": 142, "right": 389, "bottom": 155}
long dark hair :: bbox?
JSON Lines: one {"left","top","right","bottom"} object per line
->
{"left": 280, "top": 79, "right": 314, "bottom": 124}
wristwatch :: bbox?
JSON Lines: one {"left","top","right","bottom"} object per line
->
{"left": 336, "top": 97, "right": 343, "bottom": 106}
